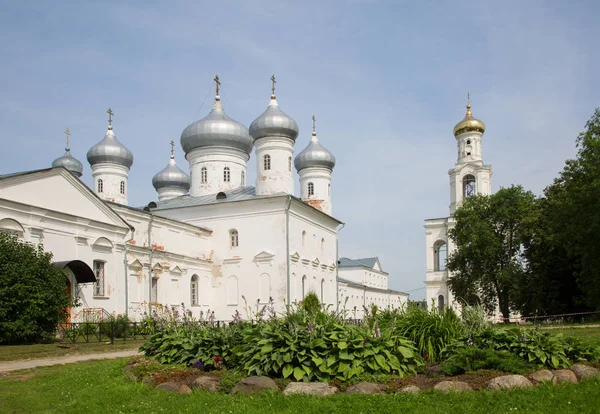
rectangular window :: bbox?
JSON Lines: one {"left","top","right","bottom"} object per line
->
{"left": 93, "top": 261, "right": 105, "bottom": 296}
{"left": 151, "top": 278, "right": 158, "bottom": 303}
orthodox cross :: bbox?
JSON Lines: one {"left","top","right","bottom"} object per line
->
{"left": 214, "top": 75, "right": 221, "bottom": 96}
{"left": 170, "top": 140, "right": 175, "bottom": 157}
{"left": 271, "top": 74, "right": 276, "bottom": 95}
{"left": 312, "top": 115, "right": 316, "bottom": 133}
{"left": 64, "top": 128, "right": 71, "bottom": 149}
{"left": 107, "top": 108, "right": 114, "bottom": 127}
{"left": 467, "top": 92, "right": 471, "bottom": 106}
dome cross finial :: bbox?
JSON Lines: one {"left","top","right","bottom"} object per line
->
{"left": 214, "top": 75, "right": 221, "bottom": 96}
{"left": 107, "top": 108, "right": 114, "bottom": 129}
{"left": 312, "top": 114, "right": 316, "bottom": 133}
{"left": 465, "top": 92, "right": 472, "bottom": 117}
{"left": 170, "top": 140, "right": 175, "bottom": 159}
{"left": 271, "top": 74, "right": 276, "bottom": 97}
{"left": 64, "top": 128, "right": 71, "bottom": 150}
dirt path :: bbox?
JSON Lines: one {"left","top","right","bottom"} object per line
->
{"left": 0, "top": 349, "right": 141, "bottom": 373}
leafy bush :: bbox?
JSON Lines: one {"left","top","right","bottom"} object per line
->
{"left": 140, "top": 300, "right": 422, "bottom": 382}
{"left": 441, "top": 347, "right": 534, "bottom": 376}
{"left": 391, "top": 305, "right": 465, "bottom": 362}
{"left": 442, "top": 327, "right": 600, "bottom": 369}
{"left": 0, "top": 232, "right": 72, "bottom": 344}
{"left": 240, "top": 307, "right": 420, "bottom": 382}
{"left": 460, "top": 305, "right": 491, "bottom": 336}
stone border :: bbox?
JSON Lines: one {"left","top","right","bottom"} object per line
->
{"left": 124, "top": 363, "right": 599, "bottom": 396}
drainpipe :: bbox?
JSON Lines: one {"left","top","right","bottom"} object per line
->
{"left": 148, "top": 213, "right": 155, "bottom": 312}
{"left": 123, "top": 227, "right": 135, "bottom": 318}
{"left": 285, "top": 195, "right": 292, "bottom": 305}
{"left": 335, "top": 223, "right": 346, "bottom": 312}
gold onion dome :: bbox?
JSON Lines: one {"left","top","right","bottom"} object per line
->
{"left": 453, "top": 97, "right": 485, "bottom": 137}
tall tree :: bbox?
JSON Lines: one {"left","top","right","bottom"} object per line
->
{"left": 546, "top": 109, "right": 600, "bottom": 310}
{"left": 0, "top": 232, "right": 71, "bottom": 344}
{"left": 446, "top": 185, "right": 538, "bottom": 321}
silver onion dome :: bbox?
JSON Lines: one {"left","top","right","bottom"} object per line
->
{"left": 87, "top": 126, "right": 134, "bottom": 169}
{"left": 180, "top": 97, "right": 253, "bottom": 155}
{"left": 249, "top": 95, "right": 299, "bottom": 141}
{"left": 294, "top": 131, "right": 336, "bottom": 171}
{"left": 152, "top": 156, "right": 190, "bottom": 191}
{"left": 52, "top": 148, "right": 83, "bottom": 178}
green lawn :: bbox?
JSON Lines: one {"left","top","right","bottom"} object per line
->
{"left": 0, "top": 359, "right": 599, "bottom": 414}
{"left": 538, "top": 327, "right": 600, "bottom": 348}
{"left": 0, "top": 340, "right": 145, "bottom": 361}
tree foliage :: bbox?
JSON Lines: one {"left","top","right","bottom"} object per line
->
{"left": 446, "top": 185, "right": 538, "bottom": 321}
{"left": 0, "top": 232, "right": 71, "bottom": 344}
{"left": 523, "top": 108, "right": 600, "bottom": 312}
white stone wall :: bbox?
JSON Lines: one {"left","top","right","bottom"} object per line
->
{"left": 298, "top": 166, "right": 333, "bottom": 215}
{"left": 186, "top": 147, "right": 249, "bottom": 196}
{"left": 157, "top": 185, "right": 188, "bottom": 201}
{"left": 91, "top": 163, "right": 130, "bottom": 205}
{"left": 456, "top": 131, "right": 483, "bottom": 163}
{"left": 337, "top": 283, "right": 408, "bottom": 319}
{"left": 254, "top": 137, "right": 295, "bottom": 196}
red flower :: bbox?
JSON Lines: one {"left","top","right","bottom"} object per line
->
{"left": 424, "top": 354, "right": 429, "bottom": 360}
{"left": 213, "top": 356, "right": 221, "bottom": 363}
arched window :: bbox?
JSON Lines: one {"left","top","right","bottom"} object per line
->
{"left": 263, "top": 154, "right": 271, "bottom": 170}
{"left": 321, "top": 238, "right": 325, "bottom": 254}
{"left": 302, "top": 275, "right": 307, "bottom": 298}
{"left": 224, "top": 167, "right": 230, "bottom": 182}
{"left": 433, "top": 240, "right": 447, "bottom": 271}
{"left": 302, "top": 231, "right": 307, "bottom": 247}
{"left": 201, "top": 167, "right": 207, "bottom": 183}
{"left": 97, "top": 179, "right": 103, "bottom": 193}
{"left": 93, "top": 260, "right": 105, "bottom": 296}
{"left": 241, "top": 171, "right": 245, "bottom": 186}
{"left": 438, "top": 295, "right": 445, "bottom": 310}
{"left": 288, "top": 156, "right": 292, "bottom": 172}
{"left": 229, "top": 229, "right": 239, "bottom": 248}
{"left": 120, "top": 181, "right": 126, "bottom": 195}
{"left": 190, "top": 275, "right": 199, "bottom": 306}
{"left": 308, "top": 182, "right": 314, "bottom": 196}
{"left": 463, "top": 174, "right": 476, "bottom": 199}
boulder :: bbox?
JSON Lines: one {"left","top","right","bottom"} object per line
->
{"left": 399, "top": 385, "right": 420, "bottom": 394}
{"left": 433, "top": 381, "right": 472, "bottom": 392}
{"left": 569, "top": 364, "right": 599, "bottom": 381}
{"left": 193, "top": 376, "right": 220, "bottom": 392}
{"left": 229, "top": 376, "right": 280, "bottom": 395}
{"left": 283, "top": 382, "right": 338, "bottom": 396}
{"left": 123, "top": 365, "right": 137, "bottom": 382}
{"left": 531, "top": 370, "right": 556, "bottom": 384}
{"left": 142, "top": 376, "right": 156, "bottom": 387}
{"left": 155, "top": 382, "right": 192, "bottom": 394}
{"left": 487, "top": 375, "right": 532, "bottom": 391}
{"left": 553, "top": 369, "right": 578, "bottom": 384}
{"left": 344, "top": 382, "right": 383, "bottom": 394}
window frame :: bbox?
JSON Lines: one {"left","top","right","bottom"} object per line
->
{"left": 93, "top": 260, "right": 106, "bottom": 297}
{"left": 263, "top": 154, "right": 271, "bottom": 170}
{"left": 308, "top": 182, "right": 314, "bottom": 196}
{"left": 229, "top": 229, "right": 239, "bottom": 248}
{"left": 120, "top": 181, "right": 126, "bottom": 195}
{"left": 97, "top": 179, "right": 104, "bottom": 193}
{"left": 224, "top": 167, "right": 231, "bottom": 183}
{"left": 201, "top": 167, "right": 207, "bottom": 183}
{"left": 190, "top": 275, "right": 199, "bottom": 306}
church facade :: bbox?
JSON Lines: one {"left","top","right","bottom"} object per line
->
{"left": 424, "top": 98, "right": 492, "bottom": 312}
{"left": 0, "top": 77, "right": 407, "bottom": 321}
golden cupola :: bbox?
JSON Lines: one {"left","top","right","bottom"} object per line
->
{"left": 453, "top": 94, "right": 485, "bottom": 137}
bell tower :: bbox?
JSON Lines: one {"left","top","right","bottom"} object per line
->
{"left": 448, "top": 95, "right": 492, "bottom": 214}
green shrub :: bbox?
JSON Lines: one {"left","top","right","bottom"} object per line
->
{"left": 441, "top": 347, "right": 534, "bottom": 376}
{"left": 443, "top": 327, "right": 600, "bottom": 369}
{"left": 460, "top": 305, "right": 491, "bottom": 336}
{"left": 391, "top": 305, "right": 465, "bottom": 362}
{"left": 0, "top": 232, "right": 72, "bottom": 344}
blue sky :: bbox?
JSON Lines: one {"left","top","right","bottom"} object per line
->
{"left": 1, "top": 0, "right": 598, "bottom": 299}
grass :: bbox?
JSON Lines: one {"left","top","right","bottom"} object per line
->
{"left": 538, "top": 327, "right": 600, "bottom": 348}
{"left": 0, "top": 340, "right": 145, "bottom": 361}
{"left": 1, "top": 358, "right": 599, "bottom": 414}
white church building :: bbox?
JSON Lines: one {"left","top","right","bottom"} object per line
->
{"left": 424, "top": 97, "right": 492, "bottom": 312}
{"left": 0, "top": 77, "right": 408, "bottom": 321}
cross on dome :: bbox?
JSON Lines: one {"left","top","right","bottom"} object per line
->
{"left": 214, "top": 75, "right": 221, "bottom": 96}
{"left": 170, "top": 140, "right": 175, "bottom": 158}
{"left": 271, "top": 74, "right": 276, "bottom": 97}
{"left": 64, "top": 128, "right": 71, "bottom": 149}
{"left": 107, "top": 108, "right": 114, "bottom": 129}
{"left": 312, "top": 115, "right": 316, "bottom": 134}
